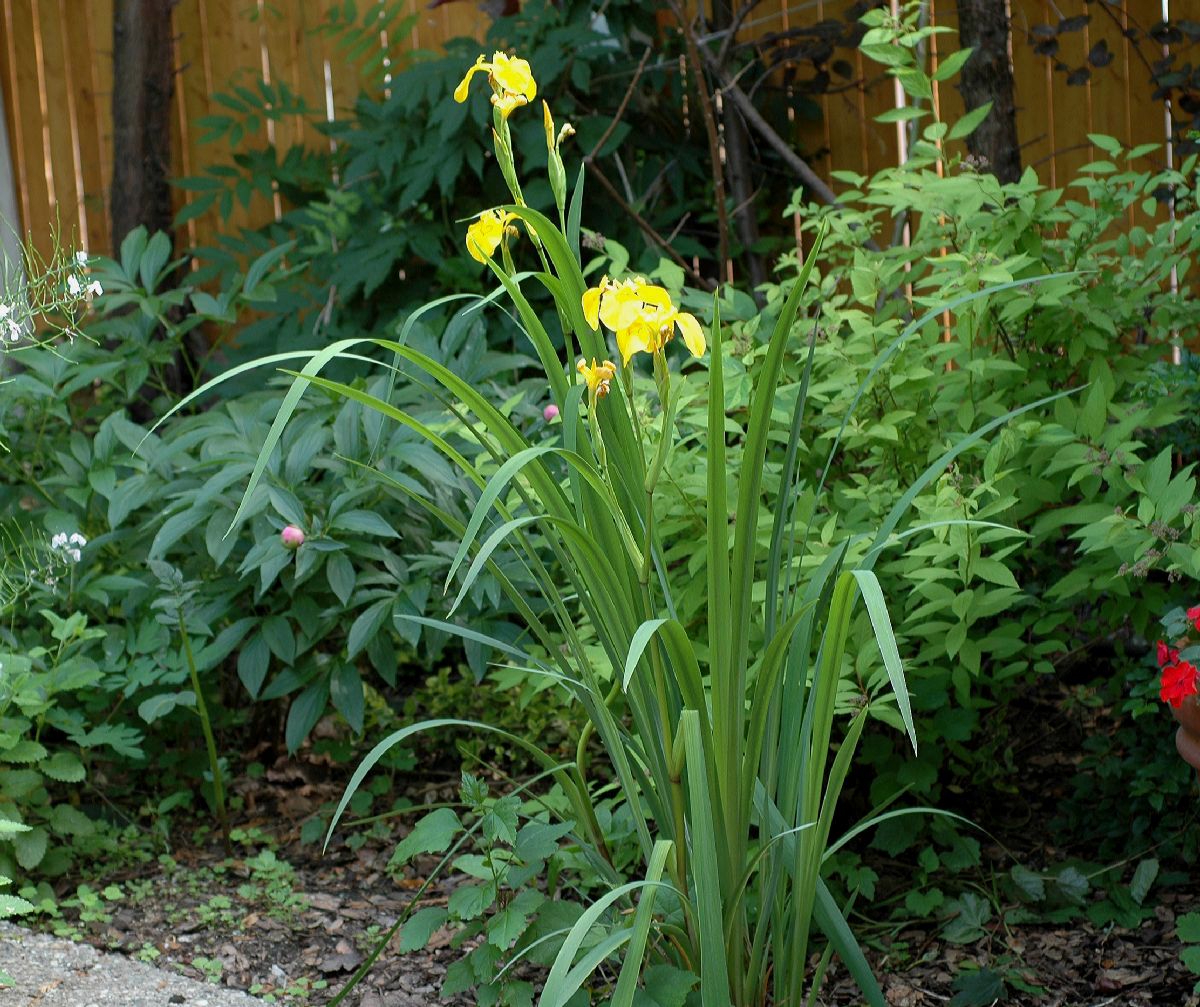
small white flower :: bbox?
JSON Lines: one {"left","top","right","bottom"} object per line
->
{"left": 68, "top": 548, "right": 81, "bottom": 563}
{"left": 75, "top": 250, "right": 88, "bottom": 267}
{"left": 67, "top": 274, "right": 82, "bottom": 297}
{"left": 69, "top": 533, "right": 87, "bottom": 547}
{"left": 51, "top": 532, "right": 67, "bottom": 549}
{"left": 0, "top": 304, "right": 10, "bottom": 320}
{"left": 86, "top": 279, "right": 103, "bottom": 298}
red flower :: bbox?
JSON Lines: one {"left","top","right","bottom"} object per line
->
{"left": 1158, "top": 640, "right": 1181, "bottom": 667}
{"left": 1188, "top": 605, "right": 1200, "bottom": 632}
{"left": 1160, "top": 660, "right": 1200, "bottom": 708}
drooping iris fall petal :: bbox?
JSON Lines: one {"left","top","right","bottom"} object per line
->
{"left": 465, "top": 209, "right": 515, "bottom": 263}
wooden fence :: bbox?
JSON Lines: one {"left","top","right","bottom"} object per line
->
{"left": 0, "top": 0, "right": 1180, "bottom": 264}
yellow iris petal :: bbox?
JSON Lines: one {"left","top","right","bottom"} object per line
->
{"left": 491, "top": 92, "right": 528, "bottom": 119}
{"left": 465, "top": 209, "right": 511, "bottom": 263}
{"left": 454, "top": 57, "right": 489, "bottom": 103}
{"left": 582, "top": 283, "right": 605, "bottom": 331}
{"left": 490, "top": 52, "right": 537, "bottom": 102}
{"left": 615, "top": 320, "right": 656, "bottom": 365}
{"left": 674, "top": 312, "right": 706, "bottom": 357}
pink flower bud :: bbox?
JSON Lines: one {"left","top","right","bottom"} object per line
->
{"left": 543, "top": 404, "right": 560, "bottom": 422}
{"left": 281, "top": 525, "right": 305, "bottom": 550}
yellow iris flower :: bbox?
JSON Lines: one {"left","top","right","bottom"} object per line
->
{"left": 465, "top": 209, "right": 517, "bottom": 263}
{"left": 577, "top": 358, "right": 617, "bottom": 399}
{"left": 454, "top": 52, "right": 537, "bottom": 119}
{"left": 582, "top": 277, "right": 706, "bottom": 364}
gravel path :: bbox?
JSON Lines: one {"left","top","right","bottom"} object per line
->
{"left": 0, "top": 924, "right": 264, "bottom": 1006}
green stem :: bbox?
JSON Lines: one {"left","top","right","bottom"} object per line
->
{"left": 179, "top": 606, "right": 230, "bottom": 854}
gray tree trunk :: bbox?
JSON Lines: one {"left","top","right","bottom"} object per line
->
{"left": 111, "top": 0, "right": 175, "bottom": 253}
{"left": 954, "top": 0, "right": 1022, "bottom": 183}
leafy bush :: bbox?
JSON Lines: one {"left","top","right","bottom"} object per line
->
{"left": 177, "top": 0, "right": 738, "bottom": 374}
{"left": 745, "top": 8, "right": 1200, "bottom": 853}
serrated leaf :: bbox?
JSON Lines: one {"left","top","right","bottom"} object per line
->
{"left": 1178, "top": 911, "right": 1200, "bottom": 942}
{"left": 390, "top": 807, "right": 461, "bottom": 868}
{"left": 137, "top": 690, "right": 196, "bottom": 724}
{"left": 12, "top": 826, "right": 47, "bottom": 869}
{"left": 0, "top": 739, "right": 48, "bottom": 764}
{"left": 0, "top": 893, "right": 34, "bottom": 918}
{"left": 1011, "top": 864, "right": 1045, "bottom": 901}
{"left": 39, "top": 752, "right": 85, "bottom": 783}
{"left": 950, "top": 968, "right": 1007, "bottom": 1007}
{"left": 49, "top": 804, "right": 95, "bottom": 837}
{"left": 1055, "top": 866, "right": 1090, "bottom": 905}
{"left": 632, "top": 965, "right": 698, "bottom": 1007}
{"left": 399, "top": 906, "right": 448, "bottom": 952}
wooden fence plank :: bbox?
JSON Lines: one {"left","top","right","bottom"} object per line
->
{"left": 0, "top": 0, "right": 1184, "bottom": 261}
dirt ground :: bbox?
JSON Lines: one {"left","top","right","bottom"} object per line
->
{"left": 34, "top": 682, "right": 1200, "bottom": 1006}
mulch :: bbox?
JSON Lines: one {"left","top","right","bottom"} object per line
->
{"left": 42, "top": 682, "right": 1200, "bottom": 1007}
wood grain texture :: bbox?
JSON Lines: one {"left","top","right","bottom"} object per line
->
{"left": 0, "top": 0, "right": 1178, "bottom": 260}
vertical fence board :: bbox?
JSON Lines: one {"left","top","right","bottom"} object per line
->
{"left": 64, "top": 10, "right": 107, "bottom": 255}
{"left": 8, "top": 0, "right": 50, "bottom": 259}
{"left": 0, "top": 0, "right": 1183, "bottom": 260}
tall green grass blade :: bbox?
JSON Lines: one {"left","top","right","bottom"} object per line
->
{"left": 848, "top": 570, "right": 916, "bottom": 752}
{"left": 680, "top": 709, "right": 732, "bottom": 1007}
{"left": 610, "top": 840, "right": 674, "bottom": 1007}
{"left": 706, "top": 293, "right": 731, "bottom": 692}
{"left": 567, "top": 164, "right": 585, "bottom": 261}
{"left": 766, "top": 317, "right": 819, "bottom": 643}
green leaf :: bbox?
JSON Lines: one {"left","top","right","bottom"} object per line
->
{"left": 332, "top": 509, "right": 398, "bottom": 538}
{"left": 285, "top": 680, "right": 329, "bottom": 753}
{"left": 137, "top": 690, "right": 196, "bottom": 724}
{"left": 400, "top": 906, "right": 449, "bottom": 952}
{"left": 261, "top": 615, "right": 296, "bottom": 664}
{"left": 0, "top": 894, "right": 34, "bottom": 919}
{"left": 330, "top": 664, "right": 364, "bottom": 735}
{"left": 13, "top": 826, "right": 47, "bottom": 870}
{"left": 513, "top": 821, "right": 575, "bottom": 865}
{"left": 971, "top": 558, "right": 1018, "bottom": 589}
{"left": 875, "top": 105, "right": 927, "bottom": 124}
{"left": 348, "top": 598, "right": 392, "bottom": 659}
{"left": 950, "top": 968, "right": 1007, "bottom": 1007}
{"left": 851, "top": 570, "right": 916, "bottom": 752}
{"left": 948, "top": 101, "right": 992, "bottom": 140}
{"left": 326, "top": 552, "right": 356, "bottom": 606}
{"left": 0, "top": 740, "right": 47, "bottom": 763}
{"left": 391, "top": 808, "right": 462, "bottom": 868}
{"left": 942, "top": 893, "right": 992, "bottom": 943}
{"left": 1055, "top": 866, "right": 1089, "bottom": 905}
{"left": 49, "top": 804, "right": 95, "bottom": 837}
{"left": 932, "top": 47, "right": 974, "bottom": 81}
{"left": 1128, "top": 858, "right": 1158, "bottom": 906}
{"left": 237, "top": 634, "right": 270, "bottom": 698}
{"left": 1011, "top": 864, "right": 1045, "bottom": 901}
{"left": 1177, "top": 912, "right": 1200, "bottom": 943}
{"left": 630, "top": 965, "right": 698, "bottom": 1007}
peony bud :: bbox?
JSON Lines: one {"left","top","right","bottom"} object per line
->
{"left": 543, "top": 404, "right": 560, "bottom": 422}
{"left": 281, "top": 525, "right": 305, "bottom": 550}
